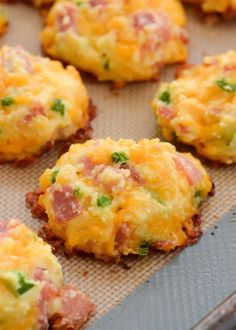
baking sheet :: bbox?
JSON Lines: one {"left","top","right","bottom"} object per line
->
{"left": 0, "top": 3, "right": 235, "bottom": 327}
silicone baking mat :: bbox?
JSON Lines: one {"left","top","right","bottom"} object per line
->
{"left": 0, "top": 3, "right": 235, "bottom": 327}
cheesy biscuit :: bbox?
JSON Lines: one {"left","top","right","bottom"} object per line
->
{"left": 0, "top": 220, "right": 94, "bottom": 330}
{"left": 41, "top": 0, "right": 188, "bottom": 85}
{"left": 0, "top": 45, "right": 90, "bottom": 164}
{"left": 26, "top": 138, "right": 213, "bottom": 262}
{"left": 152, "top": 51, "right": 236, "bottom": 164}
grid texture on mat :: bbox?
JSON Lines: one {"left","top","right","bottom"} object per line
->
{"left": 0, "top": 3, "right": 236, "bottom": 327}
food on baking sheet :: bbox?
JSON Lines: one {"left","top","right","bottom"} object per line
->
{"left": 152, "top": 51, "right": 236, "bottom": 164}
{"left": 0, "top": 45, "right": 92, "bottom": 165}
{"left": 183, "top": 0, "right": 236, "bottom": 17}
{"left": 0, "top": 219, "right": 94, "bottom": 330}
{"left": 41, "top": 0, "right": 188, "bottom": 85}
{"left": 0, "top": 6, "right": 8, "bottom": 36}
{"left": 26, "top": 138, "right": 213, "bottom": 262}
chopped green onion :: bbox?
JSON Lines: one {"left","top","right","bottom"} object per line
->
{"left": 216, "top": 79, "right": 236, "bottom": 93}
{"left": 229, "top": 134, "right": 236, "bottom": 149}
{"left": 158, "top": 91, "right": 171, "bottom": 104}
{"left": 51, "top": 99, "right": 65, "bottom": 116}
{"left": 101, "top": 54, "right": 110, "bottom": 71}
{"left": 16, "top": 272, "right": 35, "bottom": 295}
{"left": 73, "top": 187, "right": 82, "bottom": 198}
{"left": 51, "top": 169, "right": 59, "bottom": 184}
{"left": 111, "top": 151, "right": 128, "bottom": 165}
{"left": 97, "top": 195, "right": 112, "bottom": 207}
{"left": 194, "top": 191, "right": 202, "bottom": 205}
{"left": 0, "top": 270, "right": 35, "bottom": 297}
{"left": 1, "top": 96, "right": 14, "bottom": 106}
{"left": 139, "top": 242, "right": 149, "bottom": 257}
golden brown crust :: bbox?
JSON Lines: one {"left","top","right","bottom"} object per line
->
{"left": 26, "top": 189, "right": 206, "bottom": 261}
{"left": 25, "top": 189, "right": 48, "bottom": 221}
{"left": 38, "top": 224, "right": 65, "bottom": 253}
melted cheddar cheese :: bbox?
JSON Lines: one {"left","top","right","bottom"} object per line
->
{"left": 41, "top": 0, "right": 188, "bottom": 84}
{"left": 37, "top": 138, "right": 212, "bottom": 261}
{"left": 152, "top": 51, "right": 236, "bottom": 164}
{"left": 0, "top": 45, "right": 89, "bottom": 163}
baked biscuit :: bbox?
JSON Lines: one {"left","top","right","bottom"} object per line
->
{"left": 41, "top": 0, "right": 188, "bottom": 85}
{"left": 0, "top": 220, "right": 94, "bottom": 329}
{"left": 0, "top": 45, "right": 91, "bottom": 164}
{"left": 26, "top": 138, "right": 213, "bottom": 262}
{"left": 152, "top": 51, "right": 236, "bottom": 164}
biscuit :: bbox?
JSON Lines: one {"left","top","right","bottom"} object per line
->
{"left": 0, "top": 220, "right": 94, "bottom": 329}
{"left": 0, "top": 45, "right": 91, "bottom": 164}
{"left": 26, "top": 138, "right": 213, "bottom": 261}
{"left": 152, "top": 51, "right": 236, "bottom": 164}
{"left": 41, "top": 0, "right": 188, "bottom": 84}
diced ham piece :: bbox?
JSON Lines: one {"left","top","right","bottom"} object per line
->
{"left": 33, "top": 267, "right": 47, "bottom": 282}
{"left": 223, "top": 64, "right": 236, "bottom": 72}
{"left": 178, "top": 124, "right": 189, "bottom": 135}
{"left": 133, "top": 12, "right": 156, "bottom": 30}
{"left": 38, "top": 291, "right": 49, "bottom": 330}
{"left": 115, "top": 222, "right": 130, "bottom": 252}
{"left": 173, "top": 154, "right": 203, "bottom": 186}
{"left": 1, "top": 46, "right": 32, "bottom": 73}
{"left": 50, "top": 286, "right": 94, "bottom": 330}
{"left": 24, "top": 103, "right": 45, "bottom": 123}
{"left": 57, "top": 5, "right": 77, "bottom": 32}
{"left": 89, "top": 0, "right": 106, "bottom": 7}
{"left": 82, "top": 157, "right": 96, "bottom": 176}
{"left": 159, "top": 106, "right": 175, "bottom": 120}
{"left": 133, "top": 11, "right": 171, "bottom": 43}
{"left": 128, "top": 165, "right": 144, "bottom": 185}
{"left": 154, "top": 12, "right": 171, "bottom": 43}
{"left": 121, "top": 164, "right": 144, "bottom": 185}
{"left": 0, "top": 220, "right": 19, "bottom": 239}
{"left": 51, "top": 186, "right": 83, "bottom": 223}
{"left": 178, "top": 29, "right": 189, "bottom": 44}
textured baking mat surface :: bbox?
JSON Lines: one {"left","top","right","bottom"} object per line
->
{"left": 0, "top": 3, "right": 236, "bottom": 327}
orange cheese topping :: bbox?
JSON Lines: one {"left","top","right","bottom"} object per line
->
{"left": 38, "top": 138, "right": 212, "bottom": 260}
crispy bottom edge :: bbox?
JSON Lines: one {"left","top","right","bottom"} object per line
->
{"left": 26, "top": 184, "right": 214, "bottom": 263}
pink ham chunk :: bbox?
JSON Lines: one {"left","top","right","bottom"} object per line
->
{"left": 115, "top": 222, "right": 131, "bottom": 252}
{"left": 57, "top": 5, "right": 77, "bottom": 32}
{"left": 51, "top": 186, "right": 83, "bottom": 223}
{"left": 89, "top": 0, "right": 106, "bottom": 7}
{"left": 24, "top": 103, "right": 45, "bottom": 123}
{"left": 50, "top": 285, "right": 94, "bottom": 329}
{"left": 0, "top": 220, "right": 20, "bottom": 239}
{"left": 133, "top": 11, "right": 171, "bottom": 44}
{"left": 159, "top": 105, "right": 175, "bottom": 120}
{"left": 174, "top": 154, "right": 203, "bottom": 186}
{"left": 1, "top": 46, "right": 32, "bottom": 73}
